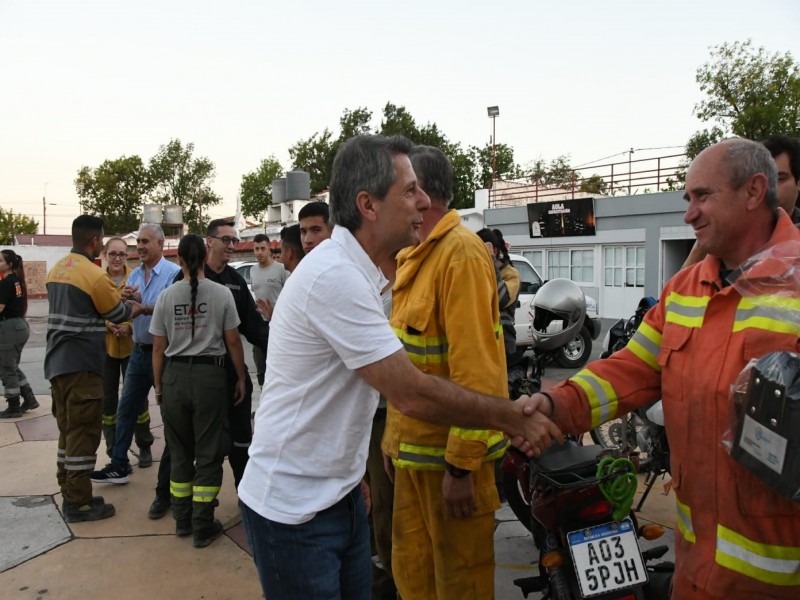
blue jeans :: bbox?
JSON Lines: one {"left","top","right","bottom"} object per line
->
{"left": 111, "top": 345, "right": 154, "bottom": 468}
{"left": 240, "top": 486, "right": 371, "bottom": 600}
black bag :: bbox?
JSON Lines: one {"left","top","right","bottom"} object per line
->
{"left": 731, "top": 351, "right": 800, "bottom": 502}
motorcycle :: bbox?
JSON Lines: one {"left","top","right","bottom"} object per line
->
{"left": 504, "top": 442, "right": 673, "bottom": 599}
{"left": 591, "top": 297, "right": 671, "bottom": 511}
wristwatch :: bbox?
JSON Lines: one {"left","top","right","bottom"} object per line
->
{"left": 444, "top": 461, "right": 471, "bottom": 479}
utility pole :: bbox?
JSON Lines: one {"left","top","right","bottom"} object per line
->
{"left": 43, "top": 196, "right": 46, "bottom": 234}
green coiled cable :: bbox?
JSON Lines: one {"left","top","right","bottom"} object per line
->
{"left": 596, "top": 456, "right": 638, "bottom": 521}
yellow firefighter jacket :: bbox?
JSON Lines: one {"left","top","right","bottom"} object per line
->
{"left": 381, "top": 209, "right": 508, "bottom": 471}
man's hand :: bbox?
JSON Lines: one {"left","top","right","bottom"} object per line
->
{"left": 382, "top": 452, "right": 395, "bottom": 484}
{"left": 510, "top": 393, "right": 563, "bottom": 457}
{"left": 442, "top": 471, "right": 477, "bottom": 519}
{"left": 233, "top": 377, "right": 246, "bottom": 406}
{"left": 122, "top": 284, "right": 140, "bottom": 302}
{"left": 127, "top": 299, "right": 145, "bottom": 319}
{"left": 255, "top": 298, "right": 274, "bottom": 320}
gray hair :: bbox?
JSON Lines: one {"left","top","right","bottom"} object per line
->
{"left": 138, "top": 223, "right": 165, "bottom": 241}
{"left": 409, "top": 145, "right": 453, "bottom": 208}
{"left": 723, "top": 138, "right": 779, "bottom": 213}
{"left": 329, "top": 134, "right": 414, "bottom": 232}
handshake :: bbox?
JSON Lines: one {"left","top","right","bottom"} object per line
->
{"left": 507, "top": 392, "right": 564, "bottom": 457}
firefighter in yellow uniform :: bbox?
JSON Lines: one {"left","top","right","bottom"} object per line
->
{"left": 382, "top": 146, "right": 508, "bottom": 600}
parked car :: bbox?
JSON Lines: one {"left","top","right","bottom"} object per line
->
{"left": 510, "top": 253, "right": 601, "bottom": 368}
{"left": 230, "top": 261, "right": 256, "bottom": 298}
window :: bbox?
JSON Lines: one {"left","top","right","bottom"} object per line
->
{"left": 511, "top": 259, "right": 543, "bottom": 294}
{"left": 546, "top": 249, "right": 594, "bottom": 283}
{"left": 603, "top": 246, "right": 644, "bottom": 287}
{"left": 521, "top": 250, "right": 543, "bottom": 274}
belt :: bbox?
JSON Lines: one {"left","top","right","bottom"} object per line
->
{"left": 169, "top": 355, "right": 226, "bottom": 367}
{"left": 135, "top": 343, "right": 154, "bottom": 352}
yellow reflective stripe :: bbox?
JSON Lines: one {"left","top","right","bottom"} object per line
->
{"left": 393, "top": 327, "right": 449, "bottom": 366}
{"left": 494, "top": 321, "right": 502, "bottom": 341}
{"left": 675, "top": 496, "right": 695, "bottom": 543}
{"left": 170, "top": 481, "right": 192, "bottom": 498}
{"left": 394, "top": 438, "right": 508, "bottom": 469}
{"left": 627, "top": 321, "right": 662, "bottom": 373}
{"left": 733, "top": 296, "right": 800, "bottom": 336}
{"left": 102, "top": 414, "right": 116, "bottom": 426}
{"left": 136, "top": 410, "right": 150, "bottom": 425}
{"left": 716, "top": 524, "right": 800, "bottom": 586}
{"left": 569, "top": 369, "right": 618, "bottom": 429}
{"left": 665, "top": 292, "right": 709, "bottom": 328}
{"left": 193, "top": 486, "right": 220, "bottom": 503}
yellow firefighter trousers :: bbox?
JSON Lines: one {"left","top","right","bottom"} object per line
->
{"left": 392, "top": 461, "right": 500, "bottom": 600}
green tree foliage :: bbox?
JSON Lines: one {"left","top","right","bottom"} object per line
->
{"left": 696, "top": 40, "right": 800, "bottom": 140}
{"left": 579, "top": 173, "right": 608, "bottom": 195}
{"left": 470, "top": 143, "right": 520, "bottom": 191}
{"left": 148, "top": 139, "right": 221, "bottom": 233}
{"left": 239, "top": 156, "right": 284, "bottom": 220}
{"left": 75, "top": 155, "right": 150, "bottom": 234}
{"left": 289, "top": 129, "right": 335, "bottom": 194}
{"left": 0, "top": 207, "right": 38, "bottom": 244}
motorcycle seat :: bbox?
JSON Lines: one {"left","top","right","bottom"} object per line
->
{"left": 534, "top": 441, "right": 602, "bottom": 474}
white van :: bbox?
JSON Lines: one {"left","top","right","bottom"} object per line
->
{"left": 509, "top": 254, "right": 601, "bottom": 368}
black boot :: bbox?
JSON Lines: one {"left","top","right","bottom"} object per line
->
{"left": 20, "top": 385, "right": 39, "bottom": 412}
{"left": 0, "top": 397, "right": 23, "bottom": 419}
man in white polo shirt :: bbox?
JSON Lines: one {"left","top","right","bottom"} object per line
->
{"left": 237, "top": 134, "right": 561, "bottom": 600}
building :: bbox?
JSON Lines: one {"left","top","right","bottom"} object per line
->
{"left": 485, "top": 191, "right": 694, "bottom": 319}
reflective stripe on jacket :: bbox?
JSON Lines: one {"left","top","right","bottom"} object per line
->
{"left": 550, "top": 210, "right": 800, "bottom": 598}
{"left": 381, "top": 210, "right": 509, "bottom": 472}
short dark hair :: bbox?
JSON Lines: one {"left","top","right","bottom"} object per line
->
{"left": 329, "top": 134, "right": 414, "bottom": 231}
{"left": 207, "top": 219, "right": 235, "bottom": 236}
{"left": 280, "top": 224, "right": 305, "bottom": 259}
{"left": 408, "top": 145, "right": 453, "bottom": 208}
{"left": 763, "top": 135, "right": 800, "bottom": 182}
{"left": 72, "top": 215, "right": 104, "bottom": 246}
{"left": 298, "top": 201, "right": 330, "bottom": 224}
{"left": 253, "top": 233, "right": 269, "bottom": 244}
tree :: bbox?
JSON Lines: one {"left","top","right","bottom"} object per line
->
{"left": 239, "top": 156, "right": 284, "bottom": 221}
{"left": 688, "top": 40, "right": 800, "bottom": 158}
{"left": 579, "top": 173, "right": 608, "bottom": 195}
{"left": 0, "top": 207, "right": 37, "bottom": 244}
{"left": 148, "top": 139, "right": 222, "bottom": 233}
{"left": 289, "top": 129, "right": 335, "bottom": 194}
{"left": 75, "top": 155, "right": 150, "bottom": 234}
{"left": 470, "top": 143, "right": 519, "bottom": 190}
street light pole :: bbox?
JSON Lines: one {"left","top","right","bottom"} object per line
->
{"left": 487, "top": 106, "right": 500, "bottom": 205}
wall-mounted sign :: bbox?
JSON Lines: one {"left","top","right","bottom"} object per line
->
{"left": 527, "top": 197, "right": 596, "bottom": 238}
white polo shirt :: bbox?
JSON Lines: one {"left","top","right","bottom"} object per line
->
{"left": 238, "top": 226, "right": 402, "bottom": 524}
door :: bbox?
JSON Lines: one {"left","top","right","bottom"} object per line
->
{"left": 601, "top": 246, "right": 644, "bottom": 318}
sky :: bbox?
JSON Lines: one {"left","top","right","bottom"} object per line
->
{"left": 2, "top": 0, "right": 799, "bottom": 235}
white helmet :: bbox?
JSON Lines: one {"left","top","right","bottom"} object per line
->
{"left": 531, "top": 279, "right": 586, "bottom": 351}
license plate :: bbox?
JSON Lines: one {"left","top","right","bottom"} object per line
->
{"left": 567, "top": 518, "right": 648, "bottom": 597}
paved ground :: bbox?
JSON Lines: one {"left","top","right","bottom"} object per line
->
{"left": 0, "top": 300, "right": 676, "bottom": 599}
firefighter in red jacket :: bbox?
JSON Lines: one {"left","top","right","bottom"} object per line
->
{"left": 525, "top": 139, "right": 800, "bottom": 599}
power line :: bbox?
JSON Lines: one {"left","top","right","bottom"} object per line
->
{"left": 574, "top": 145, "right": 685, "bottom": 169}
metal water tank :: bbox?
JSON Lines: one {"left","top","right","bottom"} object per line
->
{"left": 272, "top": 178, "right": 287, "bottom": 204}
{"left": 286, "top": 170, "right": 311, "bottom": 200}
{"left": 143, "top": 204, "right": 164, "bottom": 224}
{"left": 164, "top": 205, "right": 183, "bottom": 225}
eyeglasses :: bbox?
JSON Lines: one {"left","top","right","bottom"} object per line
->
{"left": 210, "top": 235, "right": 240, "bottom": 246}
{"left": 107, "top": 252, "right": 127, "bottom": 259}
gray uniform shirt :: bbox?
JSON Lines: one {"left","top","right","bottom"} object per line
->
{"left": 250, "top": 261, "right": 288, "bottom": 319}
{"left": 149, "top": 279, "right": 240, "bottom": 357}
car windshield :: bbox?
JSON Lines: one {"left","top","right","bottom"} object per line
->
{"left": 512, "top": 260, "right": 543, "bottom": 294}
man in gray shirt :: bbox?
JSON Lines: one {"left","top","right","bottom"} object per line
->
{"left": 250, "top": 233, "right": 287, "bottom": 386}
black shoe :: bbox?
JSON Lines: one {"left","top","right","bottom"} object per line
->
{"left": 20, "top": 386, "right": 39, "bottom": 412}
{"left": 0, "top": 398, "right": 23, "bottom": 419}
{"left": 65, "top": 501, "right": 116, "bottom": 522}
{"left": 138, "top": 446, "right": 153, "bottom": 469}
{"left": 90, "top": 464, "right": 131, "bottom": 484}
{"left": 193, "top": 519, "right": 224, "bottom": 548}
{"left": 148, "top": 496, "right": 171, "bottom": 520}
{"left": 62, "top": 495, "right": 104, "bottom": 513}
{"left": 0, "top": 406, "right": 23, "bottom": 419}
{"left": 176, "top": 519, "right": 193, "bottom": 537}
